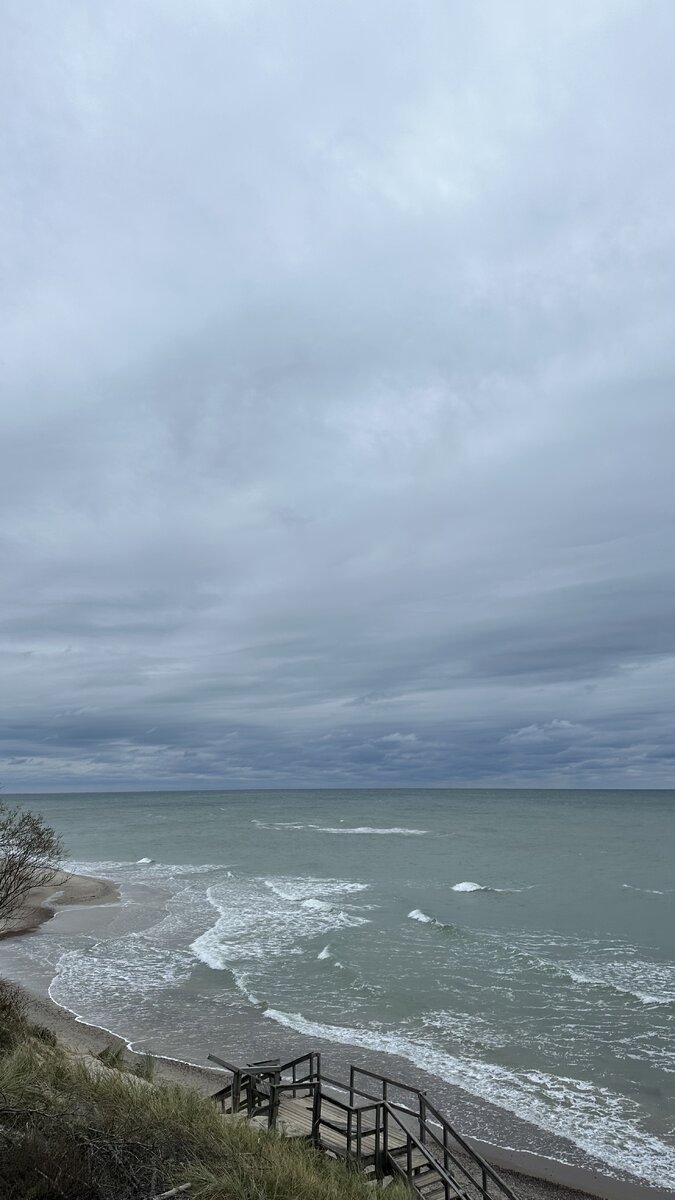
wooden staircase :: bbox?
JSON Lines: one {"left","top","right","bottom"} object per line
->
{"left": 208, "top": 1051, "right": 520, "bottom": 1200}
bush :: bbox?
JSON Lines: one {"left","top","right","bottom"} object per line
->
{"left": 0, "top": 802, "right": 64, "bottom": 931}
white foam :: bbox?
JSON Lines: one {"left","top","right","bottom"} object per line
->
{"left": 136, "top": 857, "right": 154, "bottom": 864}
{"left": 190, "top": 875, "right": 370, "bottom": 970}
{"left": 408, "top": 908, "right": 433, "bottom": 923}
{"left": 253, "top": 821, "right": 427, "bottom": 836}
{"left": 263, "top": 878, "right": 368, "bottom": 901}
{"left": 317, "top": 945, "right": 332, "bottom": 960}
{"left": 309, "top": 825, "right": 429, "bottom": 836}
{"left": 564, "top": 961, "right": 675, "bottom": 1007}
{"left": 450, "top": 880, "right": 530, "bottom": 894}
{"left": 621, "top": 884, "right": 668, "bottom": 895}
{"left": 48, "top": 876, "right": 214, "bottom": 1020}
{"left": 260, "top": 1007, "right": 675, "bottom": 1188}
{"left": 407, "top": 908, "right": 454, "bottom": 931}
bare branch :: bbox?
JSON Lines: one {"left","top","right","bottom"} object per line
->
{"left": 0, "top": 803, "right": 65, "bottom": 929}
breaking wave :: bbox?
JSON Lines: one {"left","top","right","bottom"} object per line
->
{"left": 407, "top": 909, "right": 457, "bottom": 932}
{"left": 622, "top": 884, "right": 670, "bottom": 896}
{"left": 252, "top": 820, "right": 428, "bottom": 836}
{"left": 259, "top": 1007, "right": 675, "bottom": 1188}
{"left": 451, "top": 881, "right": 531, "bottom": 893}
{"left": 190, "top": 875, "right": 370, "bottom": 970}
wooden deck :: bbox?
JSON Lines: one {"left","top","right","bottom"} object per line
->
{"left": 208, "top": 1051, "right": 520, "bottom": 1200}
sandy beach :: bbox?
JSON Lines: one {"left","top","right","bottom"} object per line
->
{"left": 13, "top": 985, "right": 664, "bottom": 1200}
{"left": 0, "top": 869, "right": 121, "bottom": 939}
{"left": 1, "top": 867, "right": 672, "bottom": 1200}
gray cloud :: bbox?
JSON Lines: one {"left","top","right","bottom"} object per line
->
{"left": 1, "top": 0, "right": 674, "bottom": 791}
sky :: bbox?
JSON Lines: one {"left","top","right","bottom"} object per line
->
{"left": 1, "top": 1, "right": 674, "bottom": 792}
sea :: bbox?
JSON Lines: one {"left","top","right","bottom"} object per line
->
{"left": 1, "top": 788, "right": 674, "bottom": 1191}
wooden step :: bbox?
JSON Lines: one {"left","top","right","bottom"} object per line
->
{"left": 415, "top": 1170, "right": 444, "bottom": 1192}
{"left": 389, "top": 1146, "right": 437, "bottom": 1172}
{"left": 415, "top": 1182, "right": 471, "bottom": 1200}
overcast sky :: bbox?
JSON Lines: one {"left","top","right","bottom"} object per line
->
{"left": 1, "top": 1, "right": 674, "bottom": 793}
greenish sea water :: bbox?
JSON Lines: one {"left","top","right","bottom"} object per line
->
{"left": 1, "top": 788, "right": 673, "bottom": 1188}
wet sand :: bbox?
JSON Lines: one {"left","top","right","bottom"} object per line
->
{"left": 23, "top": 987, "right": 224, "bottom": 1096}
{"left": 0, "top": 869, "right": 121, "bottom": 939}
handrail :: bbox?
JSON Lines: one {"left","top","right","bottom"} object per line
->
{"left": 382, "top": 1102, "right": 465, "bottom": 1200}
{"left": 405, "top": 1104, "right": 511, "bottom": 1200}
{"left": 210, "top": 1048, "right": 519, "bottom": 1200}
{"left": 421, "top": 1095, "right": 519, "bottom": 1200}
{"left": 347, "top": 1063, "right": 518, "bottom": 1200}
{"left": 208, "top": 1053, "right": 247, "bottom": 1073}
{"left": 320, "top": 1070, "right": 517, "bottom": 1200}
{"left": 290, "top": 1071, "right": 473, "bottom": 1198}
{"left": 351, "top": 1063, "right": 426, "bottom": 1093}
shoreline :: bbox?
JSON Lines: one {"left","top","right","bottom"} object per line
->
{"left": 1, "top": 871, "right": 673, "bottom": 1200}
{"left": 16, "top": 987, "right": 675, "bottom": 1200}
{"left": 0, "top": 869, "right": 121, "bottom": 940}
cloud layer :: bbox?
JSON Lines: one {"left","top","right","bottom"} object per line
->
{"left": 2, "top": 1, "right": 674, "bottom": 790}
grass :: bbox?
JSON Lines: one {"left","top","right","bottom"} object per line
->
{"left": 0, "top": 981, "right": 411, "bottom": 1200}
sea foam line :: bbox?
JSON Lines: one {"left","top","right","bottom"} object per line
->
{"left": 252, "top": 820, "right": 428, "bottom": 835}
{"left": 259, "top": 1007, "right": 675, "bottom": 1187}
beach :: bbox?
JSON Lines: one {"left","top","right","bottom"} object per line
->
{"left": 4, "top": 984, "right": 621, "bottom": 1200}
{"left": 0, "top": 788, "right": 673, "bottom": 1200}
{"left": 7, "top": 977, "right": 670, "bottom": 1200}
{"left": 0, "top": 869, "right": 121, "bottom": 939}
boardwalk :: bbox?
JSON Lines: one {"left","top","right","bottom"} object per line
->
{"left": 208, "top": 1051, "right": 520, "bottom": 1200}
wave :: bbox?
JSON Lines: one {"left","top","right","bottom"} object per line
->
{"left": 252, "top": 820, "right": 427, "bottom": 836}
{"left": 263, "top": 878, "right": 368, "bottom": 902}
{"left": 259, "top": 1007, "right": 675, "bottom": 1188}
{"left": 497, "top": 931, "right": 675, "bottom": 1008}
{"left": 563, "top": 964, "right": 675, "bottom": 1008}
{"left": 316, "top": 945, "right": 347, "bottom": 972}
{"left": 190, "top": 875, "right": 370, "bottom": 970}
{"left": 65, "top": 859, "right": 225, "bottom": 884}
{"left": 407, "top": 909, "right": 457, "bottom": 932}
{"left": 451, "top": 881, "right": 531, "bottom": 893}
{"left": 621, "top": 883, "right": 670, "bottom": 896}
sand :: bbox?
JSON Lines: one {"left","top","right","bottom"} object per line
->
{"left": 0, "top": 869, "right": 121, "bottom": 939}
{"left": 22, "top": 988, "right": 224, "bottom": 1096}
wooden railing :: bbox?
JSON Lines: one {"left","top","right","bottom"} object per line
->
{"left": 208, "top": 1050, "right": 519, "bottom": 1200}
{"left": 346, "top": 1063, "right": 519, "bottom": 1200}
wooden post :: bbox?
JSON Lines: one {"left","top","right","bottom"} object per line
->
{"left": 374, "top": 1103, "right": 382, "bottom": 1175}
{"left": 347, "top": 1106, "right": 353, "bottom": 1158}
{"left": 349, "top": 1064, "right": 355, "bottom": 1108}
{"left": 356, "top": 1108, "right": 363, "bottom": 1159}
{"left": 382, "top": 1082, "right": 389, "bottom": 1165}
{"left": 311, "top": 1084, "right": 321, "bottom": 1148}
{"left": 420, "top": 1092, "right": 427, "bottom": 1144}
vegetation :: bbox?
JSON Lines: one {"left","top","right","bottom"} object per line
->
{"left": 0, "top": 981, "right": 410, "bottom": 1200}
{"left": 0, "top": 801, "right": 64, "bottom": 931}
